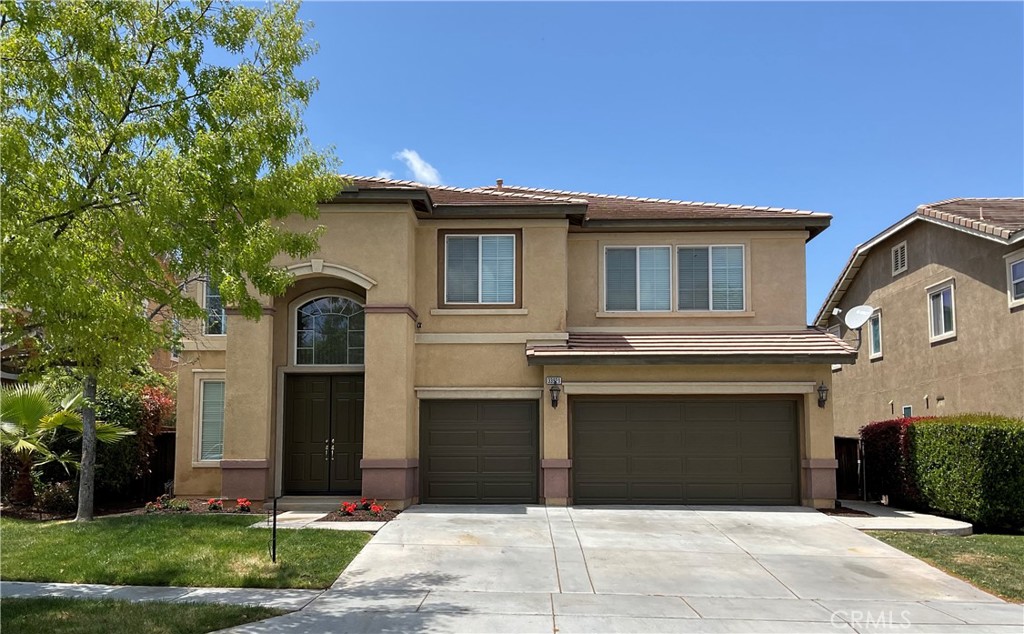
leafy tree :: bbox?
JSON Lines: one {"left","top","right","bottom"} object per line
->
{"left": 1, "top": 0, "right": 343, "bottom": 520}
{"left": 0, "top": 383, "right": 133, "bottom": 506}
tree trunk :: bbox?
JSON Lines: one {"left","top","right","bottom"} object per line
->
{"left": 75, "top": 374, "right": 98, "bottom": 522}
{"left": 11, "top": 457, "right": 35, "bottom": 507}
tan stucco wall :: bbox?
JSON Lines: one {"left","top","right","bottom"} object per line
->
{"left": 173, "top": 350, "right": 226, "bottom": 497}
{"left": 566, "top": 231, "right": 809, "bottom": 329}
{"left": 827, "top": 221, "right": 1024, "bottom": 438}
{"left": 174, "top": 201, "right": 836, "bottom": 506}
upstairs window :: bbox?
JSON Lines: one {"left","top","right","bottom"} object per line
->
{"left": 296, "top": 296, "right": 365, "bottom": 365}
{"left": 442, "top": 231, "right": 520, "bottom": 307}
{"left": 891, "top": 241, "right": 908, "bottom": 276}
{"left": 1008, "top": 254, "right": 1024, "bottom": 308}
{"left": 928, "top": 281, "right": 956, "bottom": 341}
{"left": 868, "top": 312, "right": 883, "bottom": 359}
{"left": 203, "top": 279, "right": 226, "bottom": 335}
{"left": 605, "top": 246, "right": 671, "bottom": 311}
{"left": 678, "top": 245, "right": 745, "bottom": 311}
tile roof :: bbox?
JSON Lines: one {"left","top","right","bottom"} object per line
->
{"left": 340, "top": 175, "right": 831, "bottom": 223}
{"left": 917, "top": 198, "right": 1024, "bottom": 241}
{"left": 477, "top": 184, "right": 829, "bottom": 222}
{"left": 525, "top": 330, "right": 856, "bottom": 365}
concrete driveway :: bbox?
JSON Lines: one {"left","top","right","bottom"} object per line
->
{"left": 225, "top": 505, "right": 1023, "bottom": 633}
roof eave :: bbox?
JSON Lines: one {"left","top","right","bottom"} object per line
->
{"left": 526, "top": 352, "right": 857, "bottom": 366}
{"left": 578, "top": 216, "right": 831, "bottom": 239}
{"left": 322, "top": 187, "right": 434, "bottom": 213}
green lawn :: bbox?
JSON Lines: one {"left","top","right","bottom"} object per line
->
{"left": 869, "top": 531, "right": 1024, "bottom": 602}
{"left": 0, "top": 598, "right": 283, "bottom": 634}
{"left": 0, "top": 515, "right": 370, "bottom": 589}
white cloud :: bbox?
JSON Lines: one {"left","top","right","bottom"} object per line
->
{"left": 376, "top": 170, "right": 394, "bottom": 179}
{"left": 393, "top": 149, "right": 442, "bottom": 186}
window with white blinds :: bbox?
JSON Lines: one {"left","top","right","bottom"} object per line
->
{"left": 677, "top": 245, "right": 745, "bottom": 311}
{"left": 199, "top": 380, "right": 224, "bottom": 461}
{"left": 445, "top": 234, "right": 515, "bottom": 304}
{"left": 604, "top": 246, "right": 671, "bottom": 311}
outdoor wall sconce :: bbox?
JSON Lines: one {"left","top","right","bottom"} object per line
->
{"left": 817, "top": 382, "right": 829, "bottom": 408}
{"left": 549, "top": 383, "right": 562, "bottom": 408}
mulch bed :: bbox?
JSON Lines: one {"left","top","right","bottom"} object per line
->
{"left": 316, "top": 508, "right": 400, "bottom": 522}
{"left": 1, "top": 499, "right": 264, "bottom": 521}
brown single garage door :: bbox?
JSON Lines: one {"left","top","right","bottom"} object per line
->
{"left": 572, "top": 398, "right": 798, "bottom": 505}
{"left": 420, "top": 400, "right": 538, "bottom": 504}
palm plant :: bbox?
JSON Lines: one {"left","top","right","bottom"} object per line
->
{"left": 1, "top": 383, "right": 133, "bottom": 506}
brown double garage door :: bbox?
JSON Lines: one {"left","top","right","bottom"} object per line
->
{"left": 419, "top": 398, "right": 798, "bottom": 505}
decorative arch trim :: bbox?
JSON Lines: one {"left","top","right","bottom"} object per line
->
{"left": 285, "top": 259, "right": 377, "bottom": 290}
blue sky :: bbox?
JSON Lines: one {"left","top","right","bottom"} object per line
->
{"left": 295, "top": 2, "right": 1023, "bottom": 321}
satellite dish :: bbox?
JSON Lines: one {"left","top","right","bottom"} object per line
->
{"left": 844, "top": 305, "right": 875, "bottom": 330}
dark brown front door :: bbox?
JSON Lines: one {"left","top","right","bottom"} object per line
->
{"left": 283, "top": 374, "right": 364, "bottom": 494}
{"left": 420, "top": 400, "right": 538, "bottom": 504}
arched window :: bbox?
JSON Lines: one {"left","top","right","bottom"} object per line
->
{"left": 295, "top": 296, "right": 365, "bottom": 365}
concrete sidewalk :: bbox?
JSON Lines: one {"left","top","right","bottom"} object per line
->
{"left": 835, "top": 500, "right": 974, "bottom": 536}
{"left": 0, "top": 581, "right": 322, "bottom": 611}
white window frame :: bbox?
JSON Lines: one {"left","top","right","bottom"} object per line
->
{"left": 288, "top": 289, "right": 367, "bottom": 370}
{"left": 676, "top": 244, "right": 747, "bottom": 312}
{"left": 1005, "top": 248, "right": 1024, "bottom": 309}
{"left": 891, "top": 241, "right": 908, "bottom": 276}
{"left": 868, "top": 311, "right": 883, "bottom": 360}
{"left": 926, "top": 278, "right": 957, "bottom": 343}
{"left": 902, "top": 405, "right": 913, "bottom": 418}
{"left": 603, "top": 245, "right": 673, "bottom": 313}
{"left": 192, "top": 370, "right": 225, "bottom": 467}
{"left": 201, "top": 279, "right": 227, "bottom": 336}
{"left": 444, "top": 233, "right": 517, "bottom": 305}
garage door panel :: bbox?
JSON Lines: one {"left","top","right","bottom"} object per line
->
{"left": 424, "top": 481, "right": 480, "bottom": 501}
{"left": 685, "top": 428, "right": 738, "bottom": 452}
{"left": 742, "top": 457, "right": 795, "bottom": 478}
{"left": 740, "top": 401, "right": 795, "bottom": 422}
{"left": 575, "top": 456, "right": 628, "bottom": 476}
{"left": 481, "top": 455, "right": 535, "bottom": 473}
{"left": 630, "top": 482, "right": 685, "bottom": 500}
{"left": 421, "top": 400, "right": 538, "bottom": 504}
{"left": 684, "top": 402, "right": 740, "bottom": 421}
{"left": 575, "top": 429, "right": 627, "bottom": 451}
{"left": 575, "top": 481, "right": 628, "bottom": 501}
{"left": 427, "top": 455, "right": 479, "bottom": 474}
{"left": 481, "top": 429, "right": 534, "bottom": 448}
{"left": 573, "top": 402, "right": 629, "bottom": 422}
{"left": 739, "top": 429, "right": 794, "bottom": 451}
{"left": 686, "top": 456, "right": 740, "bottom": 476}
{"left": 627, "top": 402, "right": 681, "bottom": 422}
{"left": 631, "top": 456, "right": 683, "bottom": 475}
{"left": 573, "top": 399, "right": 798, "bottom": 505}
{"left": 629, "top": 430, "right": 683, "bottom": 452}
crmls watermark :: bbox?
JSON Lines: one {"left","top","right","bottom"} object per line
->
{"left": 831, "top": 609, "right": 913, "bottom": 629}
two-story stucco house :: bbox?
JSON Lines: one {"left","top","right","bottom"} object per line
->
{"left": 816, "top": 198, "right": 1024, "bottom": 445}
{"left": 174, "top": 176, "right": 855, "bottom": 509}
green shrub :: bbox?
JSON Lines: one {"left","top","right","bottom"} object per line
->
{"left": 36, "top": 481, "right": 77, "bottom": 515}
{"left": 910, "top": 414, "right": 1024, "bottom": 529}
{"left": 861, "top": 413, "right": 1024, "bottom": 529}
{"left": 860, "top": 417, "right": 931, "bottom": 508}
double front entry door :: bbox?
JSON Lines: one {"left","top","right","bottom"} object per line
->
{"left": 283, "top": 374, "right": 364, "bottom": 494}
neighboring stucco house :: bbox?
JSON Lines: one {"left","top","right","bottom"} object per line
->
{"left": 815, "top": 198, "right": 1024, "bottom": 441}
{"left": 174, "top": 176, "right": 855, "bottom": 509}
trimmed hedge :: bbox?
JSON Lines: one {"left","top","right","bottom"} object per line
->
{"left": 861, "top": 413, "right": 1024, "bottom": 529}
